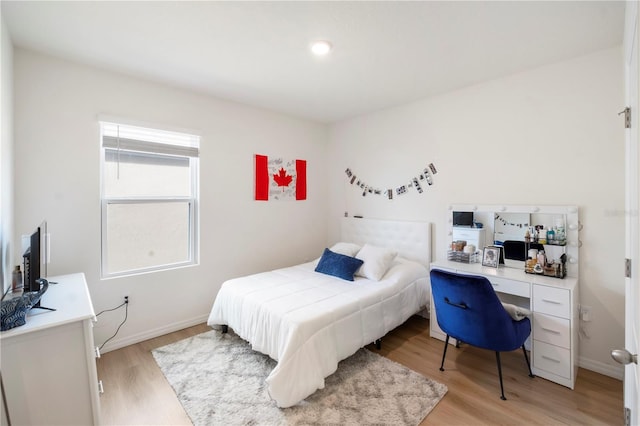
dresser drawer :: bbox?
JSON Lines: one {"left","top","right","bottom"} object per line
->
{"left": 533, "top": 285, "right": 571, "bottom": 318}
{"left": 533, "top": 341, "right": 571, "bottom": 379}
{"left": 452, "top": 228, "right": 481, "bottom": 240}
{"left": 451, "top": 228, "right": 485, "bottom": 249}
{"left": 488, "top": 276, "right": 530, "bottom": 298}
{"left": 534, "top": 313, "right": 570, "bottom": 349}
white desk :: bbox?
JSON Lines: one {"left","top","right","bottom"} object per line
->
{"left": 0, "top": 273, "right": 101, "bottom": 425}
{"left": 430, "top": 259, "right": 579, "bottom": 389}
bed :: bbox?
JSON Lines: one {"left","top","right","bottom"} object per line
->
{"left": 207, "top": 217, "right": 431, "bottom": 408}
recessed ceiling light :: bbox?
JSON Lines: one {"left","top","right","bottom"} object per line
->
{"left": 310, "top": 40, "right": 332, "bottom": 56}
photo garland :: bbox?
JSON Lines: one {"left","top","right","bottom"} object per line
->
{"left": 345, "top": 163, "right": 437, "bottom": 200}
{"left": 494, "top": 213, "right": 529, "bottom": 228}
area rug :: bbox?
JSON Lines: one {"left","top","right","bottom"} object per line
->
{"left": 152, "top": 330, "right": 447, "bottom": 426}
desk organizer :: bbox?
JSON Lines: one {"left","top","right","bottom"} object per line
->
{"left": 525, "top": 263, "right": 566, "bottom": 279}
{"left": 447, "top": 250, "right": 478, "bottom": 263}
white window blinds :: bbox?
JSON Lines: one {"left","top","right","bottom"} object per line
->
{"left": 101, "top": 122, "right": 200, "bottom": 158}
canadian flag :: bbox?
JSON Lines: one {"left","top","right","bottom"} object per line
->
{"left": 254, "top": 154, "right": 307, "bottom": 201}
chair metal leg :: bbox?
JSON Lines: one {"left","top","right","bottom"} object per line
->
{"left": 522, "top": 345, "right": 534, "bottom": 378}
{"left": 440, "top": 335, "right": 450, "bottom": 371}
{"left": 495, "top": 351, "right": 507, "bottom": 400}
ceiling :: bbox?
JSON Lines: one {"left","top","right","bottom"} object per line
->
{"left": 1, "top": 1, "right": 626, "bottom": 124}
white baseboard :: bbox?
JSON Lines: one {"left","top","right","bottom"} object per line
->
{"left": 100, "top": 314, "right": 210, "bottom": 353}
{"left": 579, "top": 356, "right": 624, "bottom": 380}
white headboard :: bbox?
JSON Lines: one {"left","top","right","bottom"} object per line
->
{"left": 341, "top": 218, "right": 431, "bottom": 267}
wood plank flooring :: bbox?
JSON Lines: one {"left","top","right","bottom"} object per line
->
{"left": 97, "top": 316, "right": 623, "bottom": 425}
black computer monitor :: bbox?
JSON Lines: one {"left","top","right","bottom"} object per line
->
{"left": 453, "top": 211, "right": 473, "bottom": 227}
{"left": 23, "top": 221, "right": 47, "bottom": 294}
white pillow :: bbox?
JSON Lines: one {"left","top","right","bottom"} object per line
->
{"left": 502, "top": 303, "right": 531, "bottom": 320}
{"left": 329, "top": 242, "right": 362, "bottom": 257}
{"left": 355, "top": 244, "right": 398, "bottom": 281}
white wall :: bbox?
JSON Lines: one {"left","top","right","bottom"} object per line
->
{"left": 327, "top": 47, "right": 625, "bottom": 378}
{"left": 0, "top": 12, "right": 13, "bottom": 426}
{"left": 1, "top": 14, "right": 14, "bottom": 294}
{"left": 13, "top": 49, "right": 329, "bottom": 350}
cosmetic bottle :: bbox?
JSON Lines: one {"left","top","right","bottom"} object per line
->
{"left": 11, "top": 265, "right": 22, "bottom": 292}
{"left": 538, "top": 227, "right": 546, "bottom": 244}
{"left": 537, "top": 251, "right": 546, "bottom": 266}
{"left": 547, "top": 228, "right": 555, "bottom": 242}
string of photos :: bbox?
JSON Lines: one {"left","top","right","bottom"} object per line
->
{"left": 345, "top": 163, "right": 438, "bottom": 200}
{"left": 494, "top": 213, "right": 529, "bottom": 228}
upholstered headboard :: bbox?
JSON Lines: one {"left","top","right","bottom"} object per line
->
{"left": 341, "top": 217, "right": 431, "bottom": 267}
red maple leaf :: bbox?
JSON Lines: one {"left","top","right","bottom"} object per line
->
{"left": 273, "top": 168, "right": 293, "bottom": 190}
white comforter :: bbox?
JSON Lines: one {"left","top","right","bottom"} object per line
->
{"left": 207, "top": 257, "right": 429, "bottom": 408}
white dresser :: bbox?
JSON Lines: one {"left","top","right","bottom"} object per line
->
{"left": 451, "top": 227, "right": 486, "bottom": 251}
{"left": 0, "top": 273, "right": 101, "bottom": 425}
{"left": 430, "top": 260, "right": 579, "bottom": 389}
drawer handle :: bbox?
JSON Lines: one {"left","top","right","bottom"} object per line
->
{"left": 95, "top": 346, "right": 101, "bottom": 359}
{"left": 541, "top": 327, "right": 561, "bottom": 335}
{"left": 541, "top": 299, "right": 562, "bottom": 305}
{"left": 98, "top": 380, "right": 104, "bottom": 394}
{"left": 541, "top": 355, "right": 561, "bottom": 363}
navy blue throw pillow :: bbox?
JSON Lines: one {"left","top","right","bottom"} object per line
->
{"left": 315, "top": 248, "right": 364, "bottom": 281}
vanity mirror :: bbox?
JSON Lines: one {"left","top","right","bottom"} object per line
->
{"left": 448, "top": 204, "right": 580, "bottom": 278}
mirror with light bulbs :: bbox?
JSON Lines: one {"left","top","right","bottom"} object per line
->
{"left": 448, "top": 204, "right": 580, "bottom": 278}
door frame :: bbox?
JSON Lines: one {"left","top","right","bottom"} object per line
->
{"left": 623, "top": 1, "right": 639, "bottom": 424}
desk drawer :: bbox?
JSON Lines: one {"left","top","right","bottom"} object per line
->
{"left": 534, "top": 313, "right": 570, "bottom": 349}
{"left": 533, "top": 341, "right": 571, "bottom": 379}
{"left": 533, "top": 285, "right": 570, "bottom": 318}
{"left": 452, "top": 228, "right": 480, "bottom": 240}
{"left": 488, "top": 276, "right": 530, "bottom": 298}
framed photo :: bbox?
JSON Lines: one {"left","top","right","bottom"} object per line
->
{"left": 482, "top": 246, "right": 500, "bottom": 268}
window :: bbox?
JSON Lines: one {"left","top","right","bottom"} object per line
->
{"left": 100, "top": 121, "right": 199, "bottom": 278}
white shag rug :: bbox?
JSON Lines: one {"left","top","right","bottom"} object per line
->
{"left": 152, "top": 329, "right": 447, "bottom": 426}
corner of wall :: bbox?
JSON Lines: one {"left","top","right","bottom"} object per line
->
{"left": 1, "top": 14, "right": 15, "bottom": 295}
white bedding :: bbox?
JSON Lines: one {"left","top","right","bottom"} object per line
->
{"left": 207, "top": 257, "right": 429, "bottom": 408}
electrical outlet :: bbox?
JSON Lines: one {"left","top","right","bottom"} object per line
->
{"left": 581, "top": 305, "right": 592, "bottom": 322}
{"left": 124, "top": 296, "right": 129, "bottom": 304}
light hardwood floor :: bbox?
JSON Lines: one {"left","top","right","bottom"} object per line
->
{"left": 97, "top": 316, "right": 623, "bottom": 425}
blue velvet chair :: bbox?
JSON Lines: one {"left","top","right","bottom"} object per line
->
{"left": 430, "top": 269, "right": 534, "bottom": 400}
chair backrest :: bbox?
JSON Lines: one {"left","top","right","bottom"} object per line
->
{"left": 430, "top": 269, "right": 530, "bottom": 352}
